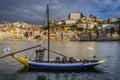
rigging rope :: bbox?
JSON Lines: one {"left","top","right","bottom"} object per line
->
{"left": 49, "top": 7, "right": 65, "bottom": 21}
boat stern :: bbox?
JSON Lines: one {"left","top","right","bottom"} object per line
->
{"left": 12, "top": 55, "right": 30, "bottom": 67}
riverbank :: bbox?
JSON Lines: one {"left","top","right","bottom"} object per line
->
{"left": 0, "top": 39, "right": 71, "bottom": 43}
{"left": 0, "top": 38, "right": 120, "bottom": 42}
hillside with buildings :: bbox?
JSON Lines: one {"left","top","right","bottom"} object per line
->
{"left": 49, "top": 12, "right": 120, "bottom": 41}
{"left": 0, "top": 12, "right": 120, "bottom": 41}
{"left": 0, "top": 21, "right": 42, "bottom": 40}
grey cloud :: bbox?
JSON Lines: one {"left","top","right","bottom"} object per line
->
{"left": 0, "top": 0, "right": 120, "bottom": 24}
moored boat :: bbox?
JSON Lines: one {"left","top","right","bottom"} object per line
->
{"left": 12, "top": 55, "right": 109, "bottom": 69}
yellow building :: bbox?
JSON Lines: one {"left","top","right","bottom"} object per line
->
{"left": 81, "top": 17, "right": 87, "bottom": 23}
{"left": 10, "top": 29, "right": 17, "bottom": 37}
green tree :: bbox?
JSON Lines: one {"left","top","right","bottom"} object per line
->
{"left": 92, "top": 25, "right": 98, "bottom": 31}
{"left": 70, "top": 24, "right": 77, "bottom": 30}
{"left": 77, "top": 27, "right": 84, "bottom": 31}
{"left": 97, "top": 21, "right": 102, "bottom": 29}
{"left": 34, "top": 35, "right": 41, "bottom": 40}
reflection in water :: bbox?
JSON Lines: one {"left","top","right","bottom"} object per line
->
{"left": 12, "top": 67, "right": 104, "bottom": 80}
{"left": 16, "top": 67, "right": 103, "bottom": 73}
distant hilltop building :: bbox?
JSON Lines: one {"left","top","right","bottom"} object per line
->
{"left": 66, "top": 12, "right": 102, "bottom": 24}
{"left": 108, "top": 18, "right": 120, "bottom": 23}
{"left": 87, "top": 14, "right": 102, "bottom": 23}
{"left": 65, "top": 12, "right": 84, "bottom": 24}
{"left": 68, "top": 12, "right": 84, "bottom": 20}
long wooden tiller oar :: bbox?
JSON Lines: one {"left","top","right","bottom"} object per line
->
{"left": 0, "top": 45, "right": 67, "bottom": 59}
{"left": 0, "top": 44, "right": 41, "bottom": 59}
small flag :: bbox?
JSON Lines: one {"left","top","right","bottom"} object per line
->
{"left": 4, "top": 48, "right": 11, "bottom": 54}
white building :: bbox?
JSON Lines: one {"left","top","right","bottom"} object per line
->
{"left": 57, "top": 20, "right": 65, "bottom": 25}
{"left": 102, "top": 24, "right": 119, "bottom": 31}
{"left": 65, "top": 19, "right": 77, "bottom": 24}
{"left": 78, "top": 24, "right": 95, "bottom": 29}
{"left": 108, "top": 18, "right": 120, "bottom": 23}
{"left": 68, "top": 12, "right": 83, "bottom": 20}
{"left": 0, "top": 31, "right": 10, "bottom": 40}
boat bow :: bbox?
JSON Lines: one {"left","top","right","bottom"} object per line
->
{"left": 98, "top": 57, "right": 109, "bottom": 63}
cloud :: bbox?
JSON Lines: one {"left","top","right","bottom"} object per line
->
{"left": 0, "top": 0, "right": 120, "bottom": 24}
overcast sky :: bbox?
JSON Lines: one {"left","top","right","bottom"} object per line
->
{"left": 0, "top": 0, "right": 120, "bottom": 24}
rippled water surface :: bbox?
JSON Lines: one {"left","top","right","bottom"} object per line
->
{"left": 0, "top": 41, "right": 120, "bottom": 80}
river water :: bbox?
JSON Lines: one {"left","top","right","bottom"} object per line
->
{"left": 0, "top": 41, "right": 120, "bottom": 80}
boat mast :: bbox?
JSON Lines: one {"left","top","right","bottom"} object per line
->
{"left": 47, "top": 4, "right": 50, "bottom": 62}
